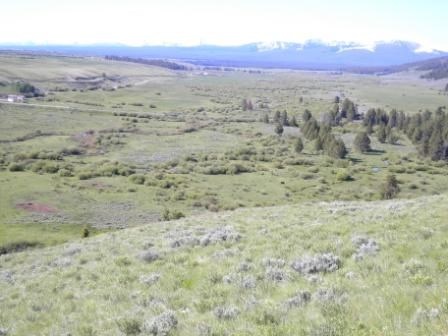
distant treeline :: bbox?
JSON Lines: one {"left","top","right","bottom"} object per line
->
{"left": 418, "top": 57, "right": 448, "bottom": 80}
{"left": 346, "top": 56, "right": 448, "bottom": 80}
{"left": 105, "top": 55, "right": 189, "bottom": 70}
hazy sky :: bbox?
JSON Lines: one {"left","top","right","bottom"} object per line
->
{"left": 2, "top": 0, "right": 447, "bottom": 50}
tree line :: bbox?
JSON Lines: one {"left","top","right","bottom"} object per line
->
{"left": 362, "top": 106, "right": 448, "bottom": 161}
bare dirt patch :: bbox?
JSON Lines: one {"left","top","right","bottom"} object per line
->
{"left": 16, "top": 202, "right": 58, "bottom": 214}
{"left": 72, "top": 130, "right": 96, "bottom": 149}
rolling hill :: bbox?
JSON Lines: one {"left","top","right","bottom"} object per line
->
{"left": 2, "top": 40, "right": 447, "bottom": 70}
{"left": 1, "top": 195, "right": 447, "bottom": 335}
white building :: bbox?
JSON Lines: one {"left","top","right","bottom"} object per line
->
{"left": 7, "top": 95, "right": 25, "bottom": 103}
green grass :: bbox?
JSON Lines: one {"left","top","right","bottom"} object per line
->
{"left": 0, "top": 222, "right": 100, "bottom": 248}
{"left": 1, "top": 195, "right": 448, "bottom": 335}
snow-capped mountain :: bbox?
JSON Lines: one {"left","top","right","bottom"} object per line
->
{"left": 2, "top": 40, "right": 447, "bottom": 70}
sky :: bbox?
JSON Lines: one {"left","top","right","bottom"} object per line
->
{"left": 1, "top": 0, "right": 447, "bottom": 50}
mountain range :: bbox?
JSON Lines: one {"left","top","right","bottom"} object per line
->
{"left": 2, "top": 40, "right": 448, "bottom": 70}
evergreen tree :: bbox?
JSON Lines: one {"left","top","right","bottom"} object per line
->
{"left": 412, "top": 127, "right": 423, "bottom": 143}
{"left": 294, "top": 137, "right": 304, "bottom": 153}
{"left": 364, "top": 109, "right": 377, "bottom": 128}
{"left": 289, "top": 115, "right": 298, "bottom": 127}
{"left": 302, "top": 118, "right": 320, "bottom": 140}
{"left": 353, "top": 132, "right": 371, "bottom": 152}
{"left": 273, "top": 111, "right": 281, "bottom": 123}
{"left": 314, "top": 136, "right": 324, "bottom": 152}
{"left": 242, "top": 99, "right": 248, "bottom": 111}
{"left": 302, "top": 109, "right": 312, "bottom": 122}
{"left": 388, "top": 109, "right": 398, "bottom": 128}
{"left": 324, "top": 136, "right": 347, "bottom": 159}
{"left": 347, "top": 103, "right": 356, "bottom": 121}
{"left": 428, "top": 129, "right": 445, "bottom": 160}
{"left": 281, "top": 111, "right": 289, "bottom": 126}
{"left": 397, "top": 111, "right": 406, "bottom": 130}
{"left": 380, "top": 175, "right": 400, "bottom": 200}
{"left": 263, "top": 113, "right": 270, "bottom": 124}
{"left": 377, "top": 124, "right": 387, "bottom": 143}
{"left": 274, "top": 123, "right": 284, "bottom": 136}
{"left": 341, "top": 98, "right": 356, "bottom": 121}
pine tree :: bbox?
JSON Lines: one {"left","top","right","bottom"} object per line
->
{"left": 273, "top": 111, "right": 281, "bottom": 123}
{"left": 274, "top": 123, "right": 284, "bottom": 136}
{"left": 263, "top": 114, "right": 270, "bottom": 124}
{"left": 380, "top": 175, "right": 400, "bottom": 200}
{"left": 302, "top": 109, "right": 312, "bottom": 122}
{"left": 347, "top": 104, "right": 356, "bottom": 121}
{"left": 324, "top": 136, "right": 347, "bottom": 159}
{"left": 397, "top": 111, "right": 406, "bottom": 130}
{"left": 388, "top": 109, "right": 398, "bottom": 128}
{"left": 242, "top": 99, "right": 248, "bottom": 111}
{"left": 428, "top": 129, "right": 444, "bottom": 160}
{"left": 281, "top": 111, "right": 289, "bottom": 126}
{"left": 353, "top": 132, "right": 371, "bottom": 152}
{"left": 247, "top": 100, "right": 253, "bottom": 110}
{"left": 302, "top": 118, "right": 320, "bottom": 140}
{"left": 289, "top": 115, "right": 298, "bottom": 127}
{"left": 314, "top": 136, "right": 324, "bottom": 152}
{"left": 364, "top": 109, "right": 377, "bottom": 128}
{"left": 377, "top": 124, "right": 386, "bottom": 143}
{"left": 294, "top": 137, "right": 304, "bottom": 153}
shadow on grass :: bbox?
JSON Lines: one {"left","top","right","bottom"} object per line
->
{"left": 0, "top": 241, "right": 43, "bottom": 256}
{"left": 365, "top": 149, "right": 386, "bottom": 155}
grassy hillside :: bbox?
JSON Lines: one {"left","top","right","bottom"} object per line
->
{"left": 1, "top": 195, "right": 448, "bottom": 335}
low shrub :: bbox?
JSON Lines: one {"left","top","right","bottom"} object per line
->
{"left": 117, "top": 318, "right": 142, "bottom": 336}
{"left": 336, "top": 170, "right": 352, "bottom": 182}
{"left": 9, "top": 163, "right": 25, "bottom": 172}
{"left": 129, "top": 174, "right": 145, "bottom": 185}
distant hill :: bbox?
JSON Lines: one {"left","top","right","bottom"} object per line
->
{"left": 2, "top": 40, "right": 447, "bottom": 70}
{"left": 415, "top": 56, "right": 448, "bottom": 79}
{"left": 347, "top": 55, "right": 448, "bottom": 79}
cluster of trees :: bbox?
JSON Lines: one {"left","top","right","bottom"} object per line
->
{"left": 272, "top": 110, "right": 298, "bottom": 127}
{"left": 403, "top": 108, "right": 448, "bottom": 160}
{"left": 267, "top": 110, "right": 298, "bottom": 130}
{"left": 104, "top": 56, "right": 188, "bottom": 70}
{"left": 321, "top": 98, "right": 358, "bottom": 126}
{"left": 242, "top": 99, "right": 254, "bottom": 111}
{"left": 15, "top": 82, "right": 40, "bottom": 97}
{"left": 362, "top": 107, "right": 448, "bottom": 161}
{"left": 363, "top": 108, "right": 402, "bottom": 144}
{"left": 301, "top": 111, "right": 347, "bottom": 159}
